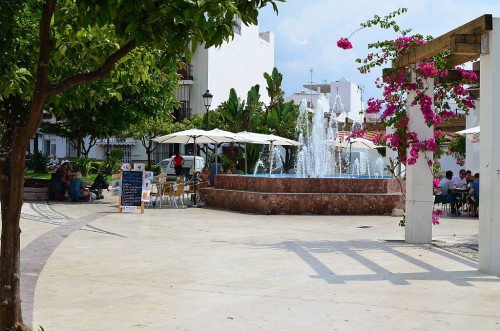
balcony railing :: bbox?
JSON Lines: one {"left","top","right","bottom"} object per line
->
{"left": 173, "top": 107, "right": 192, "bottom": 122}
{"left": 178, "top": 64, "right": 193, "bottom": 81}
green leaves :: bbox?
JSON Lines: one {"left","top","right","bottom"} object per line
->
{"left": 359, "top": 7, "right": 411, "bottom": 36}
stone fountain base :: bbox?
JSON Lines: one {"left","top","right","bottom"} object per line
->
{"left": 199, "top": 175, "right": 405, "bottom": 215}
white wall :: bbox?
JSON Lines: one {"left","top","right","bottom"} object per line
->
{"left": 438, "top": 149, "right": 462, "bottom": 176}
{"left": 465, "top": 101, "right": 480, "bottom": 173}
{"left": 190, "top": 46, "right": 210, "bottom": 118}
{"left": 287, "top": 93, "right": 320, "bottom": 108}
{"left": 329, "top": 81, "right": 363, "bottom": 120}
{"left": 205, "top": 24, "right": 274, "bottom": 112}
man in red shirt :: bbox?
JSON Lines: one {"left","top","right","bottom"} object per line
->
{"left": 173, "top": 154, "right": 185, "bottom": 176}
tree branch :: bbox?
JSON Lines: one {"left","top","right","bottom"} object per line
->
{"left": 48, "top": 39, "right": 137, "bottom": 98}
{"left": 23, "top": 0, "right": 55, "bottom": 142}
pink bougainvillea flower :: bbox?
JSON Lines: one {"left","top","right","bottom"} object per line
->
{"left": 337, "top": 37, "right": 353, "bottom": 50}
{"left": 432, "top": 209, "right": 443, "bottom": 225}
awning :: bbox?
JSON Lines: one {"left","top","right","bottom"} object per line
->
{"left": 95, "top": 138, "right": 136, "bottom": 146}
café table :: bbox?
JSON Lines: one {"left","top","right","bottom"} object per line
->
{"left": 150, "top": 181, "right": 164, "bottom": 208}
{"left": 455, "top": 187, "right": 469, "bottom": 216}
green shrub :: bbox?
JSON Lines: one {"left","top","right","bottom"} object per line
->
{"left": 102, "top": 148, "right": 124, "bottom": 175}
{"left": 74, "top": 157, "right": 92, "bottom": 177}
{"left": 110, "top": 148, "right": 124, "bottom": 160}
{"left": 30, "top": 150, "right": 50, "bottom": 173}
{"left": 448, "top": 135, "right": 466, "bottom": 158}
{"left": 151, "top": 164, "right": 161, "bottom": 176}
{"left": 90, "top": 161, "right": 102, "bottom": 174}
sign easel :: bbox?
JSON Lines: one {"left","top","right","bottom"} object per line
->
{"left": 119, "top": 170, "right": 145, "bottom": 214}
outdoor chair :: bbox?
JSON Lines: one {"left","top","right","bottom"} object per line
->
{"left": 196, "top": 181, "right": 210, "bottom": 205}
{"left": 159, "top": 183, "right": 175, "bottom": 207}
{"left": 171, "top": 183, "right": 185, "bottom": 208}
{"left": 434, "top": 194, "right": 450, "bottom": 215}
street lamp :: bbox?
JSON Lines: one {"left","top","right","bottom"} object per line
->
{"left": 106, "top": 137, "right": 110, "bottom": 161}
{"left": 202, "top": 89, "right": 213, "bottom": 164}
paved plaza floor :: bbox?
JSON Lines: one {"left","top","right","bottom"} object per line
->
{"left": 14, "top": 195, "right": 500, "bottom": 330}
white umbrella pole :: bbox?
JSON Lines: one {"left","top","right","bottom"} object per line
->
{"left": 215, "top": 143, "right": 219, "bottom": 177}
{"left": 269, "top": 142, "right": 274, "bottom": 175}
{"left": 193, "top": 138, "right": 198, "bottom": 205}
{"left": 244, "top": 143, "right": 248, "bottom": 174}
{"left": 349, "top": 143, "right": 352, "bottom": 176}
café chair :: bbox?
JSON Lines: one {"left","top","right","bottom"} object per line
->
{"left": 171, "top": 183, "right": 185, "bottom": 208}
{"left": 434, "top": 193, "right": 450, "bottom": 215}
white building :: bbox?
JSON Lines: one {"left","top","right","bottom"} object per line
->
{"left": 31, "top": 22, "right": 275, "bottom": 164}
{"left": 286, "top": 78, "right": 365, "bottom": 123}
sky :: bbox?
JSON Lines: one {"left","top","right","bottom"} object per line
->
{"left": 258, "top": 0, "right": 500, "bottom": 101}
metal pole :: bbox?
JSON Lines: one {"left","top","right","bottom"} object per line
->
{"left": 205, "top": 105, "right": 209, "bottom": 165}
{"left": 193, "top": 139, "right": 198, "bottom": 206}
{"left": 106, "top": 137, "right": 110, "bottom": 161}
{"left": 244, "top": 143, "right": 248, "bottom": 174}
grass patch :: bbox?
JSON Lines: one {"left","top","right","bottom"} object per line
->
{"left": 25, "top": 171, "right": 99, "bottom": 183}
{"left": 24, "top": 171, "right": 51, "bottom": 179}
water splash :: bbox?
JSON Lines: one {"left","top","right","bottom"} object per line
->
{"left": 374, "top": 157, "right": 386, "bottom": 178}
{"left": 296, "top": 96, "right": 339, "bottom": 177}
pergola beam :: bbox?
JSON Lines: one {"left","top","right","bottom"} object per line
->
{"left": 393, "top": 14, "right": 492, "bottom": 68}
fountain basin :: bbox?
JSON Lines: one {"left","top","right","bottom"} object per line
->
{"left": 200, "top": 175, "right": 405, "bottom": 215}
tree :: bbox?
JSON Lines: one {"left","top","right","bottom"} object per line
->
{"left": 129, "top": 117, "right": 176, "bottom": 170}
{"left": 41, "top": 48, "right": 181, "bottom": 157}
{"left": 265, "top": 100, "right": 299, "bottom": 171}
{"left": 258, "top": 68, "right": 299, "bottom": 171}
{"left": 219, "top": 88, "right": 249, "bottom": 133}
{"left": 0, "top": 1, "right": 284, "bottom": 328}
{"left": 263, "top": 67, "right": 285, "bottom": 111}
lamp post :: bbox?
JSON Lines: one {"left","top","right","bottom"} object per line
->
{"left": 106, "top": 137, "right": 111, "bottom": 161}
{"left": 202, "top": 89, "right": 213, "bottom": 164}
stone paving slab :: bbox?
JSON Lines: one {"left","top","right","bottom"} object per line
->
{"left": 10, "top": 196, "right": 500, "bottom": 330}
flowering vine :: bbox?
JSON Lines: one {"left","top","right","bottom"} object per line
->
{"left": 337, "top": 8, "right": 478, "bottom": 225}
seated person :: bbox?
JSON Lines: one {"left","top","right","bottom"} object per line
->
{"left": 465, "top": 170, "right": 473, "bottom": 186}
{"left": 451, "top": 169, "right": 467, "bottom": 189}
{"left": 467, "top": 173, "right": 480, "bottom": 217}
{"left": 227, "top": 163, "right": 244, "bottom": 174}
{"left": 89, "top": 172, "right": 109, "bottom": 200}
{"left": 47, "top": 155, "right": 59, "bottom": 171}
{"left": 201, "top": 166, "right": 210, "bottom": 182}
{"left": 439, "top": 170, "right": 461, "bottom": 216}
{"left": 60, "top": 161, "right": 72, "bottom": 183}
{"left": 51, "top": 168, "right": 65, "bottom": 201}
{"left": 68, "top": 172, "right": 90, "bottom": 202}
{"left": 188, "top": 171, "right": 202, "bottom": 183}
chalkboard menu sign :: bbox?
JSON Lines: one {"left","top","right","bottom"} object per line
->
{"left": 121, "top": 171, "right": 143, "bottom": 207}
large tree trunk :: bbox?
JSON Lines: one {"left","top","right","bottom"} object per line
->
{"left": 146, "top": 150, "right": 152, "bottom": 171}
{"left": 77, "top": 138, "right": 82, "bottom": 158}
{"left": 0, "top": 131, "right": 31, "bottom": 330}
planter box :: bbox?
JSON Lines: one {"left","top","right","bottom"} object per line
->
{"left": 23, "top": 187, "right": 50, "bottom": 201}
{"left": 24, "top": 177, "right": 51, "bottom": 201}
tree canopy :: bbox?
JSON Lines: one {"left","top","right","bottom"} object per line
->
{"left": 0, "top": 1, "right": 284, "bottom": 329}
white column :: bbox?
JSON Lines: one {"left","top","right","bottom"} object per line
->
{"left": 479, "top": 18, "right": 500, "bottom": 275}
{"left": 405, "top": 72, "right": 434, "bottom": 244}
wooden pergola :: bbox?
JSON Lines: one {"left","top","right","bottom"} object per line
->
{"left": 380, "top": 15, "right": 493, "bottom": 134}
{"left": 385, "top": 15, "right": 495, "bottom": 246}
{"left": 393, "top": 14, "right": 492, "bottom": 69}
